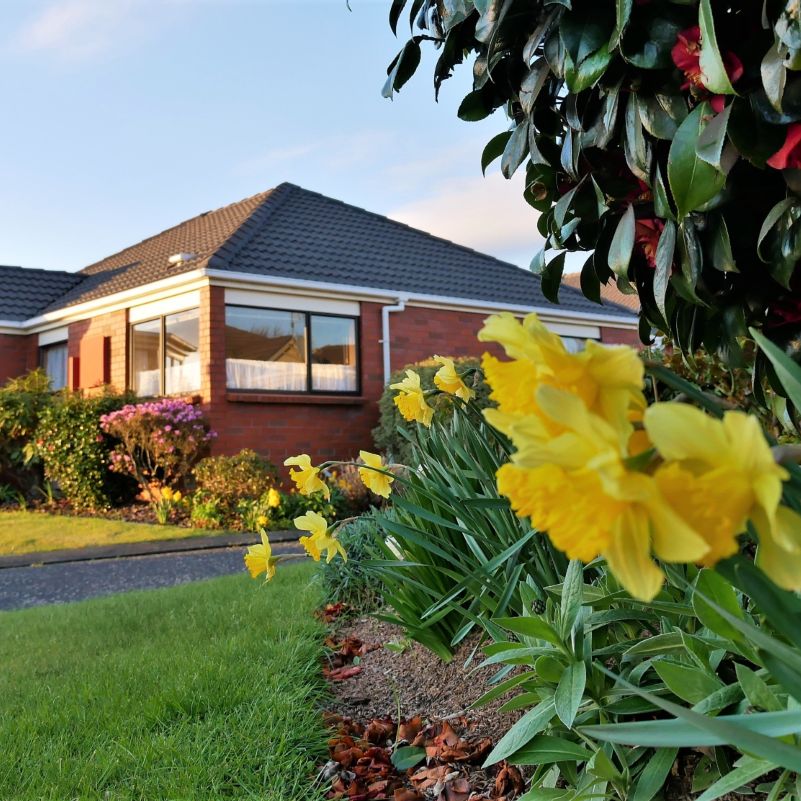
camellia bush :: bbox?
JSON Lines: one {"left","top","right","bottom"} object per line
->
{"left": 382, "top": 0, "right": 801, "bottom": 384}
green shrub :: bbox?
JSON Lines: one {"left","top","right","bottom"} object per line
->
{"left": 189, "top": 490, "right": 225, "bottom": 529}
{"left": 372, "top": 356, "right": 491, "bottom": 464}
{"left": 0, "top": 369, "right": 53, "bottom": 493}
{"left": 194, "top": 449, "right": 277, "bottom": 505}
{"left": 36, "top": 392, "right": 137, "bottom": 511}
{"left": 318, "top": 513, "right": 385, "bottom": 612}
{"left": 278, "top": 486, "right": 348, "bottom": 529}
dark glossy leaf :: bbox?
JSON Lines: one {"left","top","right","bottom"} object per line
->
{"left": 457, "top": 88, "right": 494, "bottom": 121}
{"left": 389, "top": 0, "right": 409, "bottom": 35}
{"left": 729, "top": 98, "right": 787, "bottom": 167}
{"left": 624, "top": 94, "right": 650, "bottom": 181}
{"left": 757, "top": 197, "right": 797, "bottom": 261}
{"left": 653, "top": 163, "right": 673, "bottom": 219}
{"left": 382, "top": 39, "right": 422, "bottom": 98}
{"left": 668, "top": 103, "right": 727, "bottom": 219}
{"left": 482, "top": 131, "right": 513, "bottom": 175}
{"left": 611, "top": 0, "right": 633, "bottom": 47}
{"left": 762, "top": 39, "right": 788, "bottom": 111}
{"left": 638, "top": 95, "right": 680, "bottom": 139}
{"left": 750, "top": 327, "right": 801, "bottom": 410}
{"left": 520, "top": 57, "right": 550, "bottom": 114}
{"left": 541, "top": 251, "right": 566, "bottom": 303}
{"left": 580, "top": 253, "right": 601, "bottom": 303}
{"left": 564, "top": 43, "right": 612, "bottom": 93}
{"left": 653, "top": 219, "right": 676, "bottom": 323}
{"left": 698, "top": 0, "right": 736, "bottom": 94}
{"left": 391, "top": 745, "right": 426, "bottom": 770}
{"left": 710, "top": 215, "right": 737, "bottom": 272}
{"left": 621, "top": 8, "right": 685, "bottom": 69}
{"left": 502, "top": 120, "right": 530, "bottom": 178}
{"left": 523, "top": 9, "right": 558, "bottom": 63}
{"left": 696, "top": 103, "right": 733, "bottom": 169}
{"left": 608, "top": 204, "right": 635, "bottom": 278}
{"left": 559, "top": 6, "right": 612, "bottom": 66}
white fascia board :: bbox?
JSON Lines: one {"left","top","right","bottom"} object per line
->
{"left": 204, "top": 269, "right": 639, "bottom": 329}
{"left": 12, "top": 270, "right": 208, "bottom": 334}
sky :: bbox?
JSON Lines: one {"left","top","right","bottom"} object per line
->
{"left": 0, "top": 0, "right": 549, "bottom": 274}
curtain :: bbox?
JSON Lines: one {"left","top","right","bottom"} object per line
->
{"left": 226, "top": 359, "right": 356, "bottom": 392}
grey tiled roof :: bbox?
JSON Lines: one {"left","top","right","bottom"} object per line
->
{"left": 0, "top": 265, "right": 84, "bottom": 321}
{"left": 28, "top": 183, "right": 635, "bottom": 320}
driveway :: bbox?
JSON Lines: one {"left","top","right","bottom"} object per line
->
{"left": 0, "top": 542, "right": 303, "bottom": 612}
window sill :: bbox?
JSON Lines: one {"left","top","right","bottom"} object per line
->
{"left": 226, "top": 392, "right": 367, "bottom": 406}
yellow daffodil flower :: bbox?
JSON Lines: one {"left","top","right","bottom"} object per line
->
{"left": 161, "top": 487, "right": 174, "bottom": 501}
{"left": 244, "top": 532, "right": 278, "bottom": 581}
{"left": 390, "top": 370, "right": 434, "bottom": 427}
{"left": 358, "top": 450, "right": 394, "bottom": 498}
{"left": 257, "top": 514, "right": 268, "bottom": 527}
{"left": 479, "top": 313, "right": 645, "bottom": 447}
{"left": 283, "top": 454, "right": 331, "bottom": 499}
{"left": 645, "top": 403, "right": 801, "bottom": 590}
{"left": 294, "top": 511, "right": 347, "bottom": 564}
{"left": 433, "top": 356, "right": 475, "bottom": 402}
{"left": 498, "top": 386, "right": 708, "bottom": 601}
{"left": 266, "top": 488, "right": 281, "bottom": 509}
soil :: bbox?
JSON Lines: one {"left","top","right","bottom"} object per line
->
{"left": 326, "top": 616, "right": 523, "bottom": 746}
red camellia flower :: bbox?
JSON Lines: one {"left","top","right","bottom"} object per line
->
{"left": 767, "top": 123, "right": 801, "bottom": 170}
{"left": 635, "top": 218, "right": 664, "bottom": 269}
{"left": 671, "top": 26, "right": 743, "bottom": 112}
{"left": 766, "top": 297, "right": 801, "bottom": 327}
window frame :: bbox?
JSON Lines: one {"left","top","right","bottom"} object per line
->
{"left": 128, "top": 306, "right": 200, "bottom": 397}
{"left": 224, "top": 304, "right": 361, "bottom": 396}
{"left": 38, "top": 340, "right": 69, "bottom": 391}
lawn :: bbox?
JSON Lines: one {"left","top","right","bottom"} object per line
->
{"left": 0, "top": 563, "right": 327, "bottom": 801}
{"left": 0, "top": 510, "right": 227, "bottom": 556}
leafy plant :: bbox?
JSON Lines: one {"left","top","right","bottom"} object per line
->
{"left": 318, "top": 513, "right": 385, "bottom": 612}
{"left": 35, "top": 391, "right": 136, "bottom": 511}
{"left": 365, "top": 396, "right": 567, "bottom": 661}
{"left": 382, "top": 0, "right": 801, "bottom": 374}
{"left": 152, "top": 487, "right": 186, "bottom": 525}
{"left": 194, "top": 449, "right": 277, "bottom": 504}
{"left": 189, "top": 490, "right": 225, "bottom": 530}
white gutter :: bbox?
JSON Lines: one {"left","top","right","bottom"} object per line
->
{"left": 381, "top": 297, "right": 407, "bottom": 384}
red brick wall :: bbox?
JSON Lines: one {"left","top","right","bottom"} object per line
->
{"left": 68, "top": 309, "right": 127, "bottom": 391}
{"left": 0, "top": 333, "right": 37, "bottom": 384}
{"left": 600, "top": 326, "right": 641, "bottom": 346}
{"left": 189, "top": 295, "right": 641, "bottom": 476}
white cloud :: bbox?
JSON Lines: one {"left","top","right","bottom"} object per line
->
{"left": 387, "top": 171, "right": 543, "bottom": 267}
{"left": 15, "top": 0, "right": 179, "bottom": 60}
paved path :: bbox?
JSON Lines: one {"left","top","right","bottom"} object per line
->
{"left": 0, "top": 543, "right": 302, "bottom": 612}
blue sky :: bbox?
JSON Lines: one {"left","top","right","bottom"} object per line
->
{"left": 0, "top": 0, "right": 550, "bottom": 274}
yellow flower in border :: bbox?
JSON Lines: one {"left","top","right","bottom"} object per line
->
{"left": 433, "top": 356, "right": 475, "bottom": 402}
{"left": 294, "top": 511, "right": 347, "bottom": 564}
{"left": 499, "top": 386, "right": 708, "bottom": 601}
{"left": 390, "top": 370, "right": 434, "bottom": 427}
{"left": 478, "top": 312, "right": 645, "bottom": 445}
{"left": 244, "top": 532, "right": 277, "bottom": 581}
{"left": 161, "top": 487, "right": 174, "bottom": 502}
{"left": 284, "top": 454, "right": 331, "bottom": 499}
{"left": 266, "top": 488, "right": 281, "bottom": 509}
{"left": 257, "top": 514, "right": 268, "bottom": 528}
{"left": 645, "top": 403, "right": 801, "bottom": 590}
{"left": 358, "top": 450, "right": 394, "bottom": 498}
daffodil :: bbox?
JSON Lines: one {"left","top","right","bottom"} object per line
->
{"left": 433, "top": 356, "right": 475, "bottom": 402}
{"left": 358, "top": 450, "right": 394, "bottom": 498}
{"left": 294, "top": 511, "right": 347, "bottom": 563}
{"left": 244, "top": 532, "right": 278, "bottom": 581}
{"left": 479, "top": 313, "right": 645, "bottom": 447}
{"left": 283, "top": 454, "right": 330, "bottom": 499}
{"left": 257, "top": 514, "right": 268, "bottom": 528}
{"left": 498, "top": 386, "right": 708, "bottom": 601}
{"left": 266, "top": 488, "right": 281, "bottom": 509}
{"left": 390, "top": 370, "right": 434, "bottom": 427}
{"left": 645, "top": 403, "right": 801, "bottom": 590}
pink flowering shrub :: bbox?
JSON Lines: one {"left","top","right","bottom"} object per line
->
{"left": 100, "top": 399, "right": 216, "bottom": 500}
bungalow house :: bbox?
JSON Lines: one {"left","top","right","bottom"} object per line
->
{"left": 0, "top": 183, "right": 638, "bottom": 466}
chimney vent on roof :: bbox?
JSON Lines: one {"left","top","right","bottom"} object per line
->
{"left": 168, "top": 252, "right": 196, "bottom": 266}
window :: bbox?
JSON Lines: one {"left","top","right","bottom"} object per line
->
{"left": 225, "top": 305, "right": 358, "bottom": 393}
{"left": 130, "top": 309, "right": 200, "bottom": 396}
{"left": 40, "top": 342, "right": 68, "bottom": 390}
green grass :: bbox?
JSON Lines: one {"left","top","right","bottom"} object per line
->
{"left": 0, "top": 563, "right": 327, "bottom": 801}
{"left": 0, "top": 511, "right": 226, "bottom": 556}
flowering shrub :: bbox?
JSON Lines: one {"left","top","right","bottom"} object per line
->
{"left": 193, "top": 449, "right": 277, "bottom": 503}
{"left": 36, "top": 391, "right": 136, "bottom": 510}
{"left": 100, "top": 399, "right": 215, "bottom": 500}
{"left": 383, "top": 0, "right": 801, "bottom": 386}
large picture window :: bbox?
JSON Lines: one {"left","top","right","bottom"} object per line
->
{"left": 40, "top": 342, "right": 68, "bottom": 390}
{"left": 130, "top": 308, "right": 200, "bottom": 396}
{"left": 225, "top": 305, "right": 358, "bottom": 393}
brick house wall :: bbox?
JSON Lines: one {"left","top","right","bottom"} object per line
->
{"left": 67, "top": 309, "right": 127, "bottom": 391}
{"left": 0, "top": 333, "right": 37, "bottom": 385}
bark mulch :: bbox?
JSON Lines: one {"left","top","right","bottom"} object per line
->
{"left": 319, "top": 613, "right": 528, "bottom": 801}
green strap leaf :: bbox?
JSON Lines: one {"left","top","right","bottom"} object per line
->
{"left": 484, "top": 698, "right": 556, "bottom": 766}
{"left": 696, "top": 757, "right": 773, "bottom": 801}
{"left": 750, "top": 327, "right": 801, "bottom": 410}
{"left": 632, "top": 748, "right": 679, "bottom": 801}
{"left": 507, "top": 734, "right": 593, "bottom": 766}
{"left": 554, "top": 661, "right": 586, "bottom": 728}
